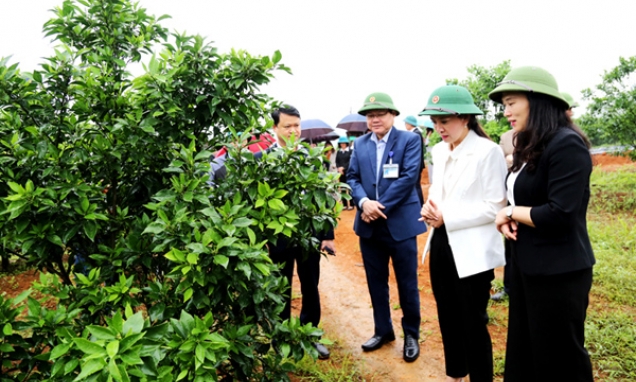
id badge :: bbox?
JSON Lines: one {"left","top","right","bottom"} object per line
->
{"left": 383, "top": 164, "right": 399, "bottom": 178}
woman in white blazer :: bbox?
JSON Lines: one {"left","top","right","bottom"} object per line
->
{"left": 419, "top": 85, "right": 507, "bottom": 382}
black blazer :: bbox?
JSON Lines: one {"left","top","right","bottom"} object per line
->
{"left": 511, "top": 128, "right": 595, "bottom": 276}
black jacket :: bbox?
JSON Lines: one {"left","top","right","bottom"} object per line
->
{"left": 511, "top": 128, "right": 595, "bottom": 276}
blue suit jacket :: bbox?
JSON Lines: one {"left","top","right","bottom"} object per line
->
{"left": 347, "top": 128, "right": 427, "bottom": 241}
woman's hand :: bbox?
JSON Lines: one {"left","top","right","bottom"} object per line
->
{"left": 419, "top": 199, "right": 444, "bottom": 228}
{"left": 496, "top": 207, "right": 518, "bottom": 241}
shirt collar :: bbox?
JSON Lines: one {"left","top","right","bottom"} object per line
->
{"left": 371, "top": 126, "right": 394, "bottom": 144}
{"left": 449, "top": 129, "right": 476, "bottom": 160}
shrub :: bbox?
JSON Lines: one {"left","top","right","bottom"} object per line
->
{"left": 0, "top": 0, "right": 339, "bottom": 380}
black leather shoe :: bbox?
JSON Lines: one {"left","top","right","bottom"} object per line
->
{"left": 314, "top": 342, "right": 330, "bottom": 360}
{"left": 361, "top": 332, "right": 395, "bottom": 352}
{"left": 403, "top": 335, "right": 420, "bottom": 362}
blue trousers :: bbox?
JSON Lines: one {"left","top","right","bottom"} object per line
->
{"left": 359, "top": 221, "right": 421, "bottom": 338}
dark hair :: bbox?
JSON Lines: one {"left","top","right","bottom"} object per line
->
{"left": 511, "top": 93, "right": 591, "bottom": 172}
{"left": 271, "top": 105, "right": 300, "bottom": 126}
{"left": 464, "top": 115, "right": 490, "bottom": 140}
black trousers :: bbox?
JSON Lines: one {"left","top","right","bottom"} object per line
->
{"left": 502, "top": 238, "right": 512, "bottom": 293}
{"left": 430, "top": 225, "right": 494, "bottom": 382}
{"left": 504, "top": 255, "right": 593, "bottom": 382}
{"left": 269, "top": 246, "right": 321, "bottom": 327}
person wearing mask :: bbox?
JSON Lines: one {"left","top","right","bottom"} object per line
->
{"left": 347, "top": 92, "right": 426, "bottom": 362}
{"left": 335, "top": 137, "right": 353, "bottom": 210}
{"left": 490, "top": 66, "right": 595, "bottom": 382}
{"left": 419, "top": 85, "right": 507, "bottom": 382}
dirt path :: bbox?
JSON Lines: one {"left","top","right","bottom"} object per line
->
{"left": 317, "top": 208, "right": 448, "bottom": 381}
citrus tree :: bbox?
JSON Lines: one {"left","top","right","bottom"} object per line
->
{"left": 0, "top": 0, "right": 339, "bottom": 380}
{"left": 580, "top": 56, "right": 636, "bottom": 154}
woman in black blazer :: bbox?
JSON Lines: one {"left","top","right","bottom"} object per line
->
{"left": 489, "top": 66, "right": 595, "bottom": 382}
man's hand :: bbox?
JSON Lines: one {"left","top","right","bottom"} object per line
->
{"left": 321, "top": 240, "right": 336, "bottom": 255}
{"left": 361, "top": 200, "right": 387, "bottom": 222}
{"left": 337, "top": 167, "right": 344, "bottom": 175}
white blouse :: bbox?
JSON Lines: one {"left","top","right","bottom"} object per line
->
{"left": 506, "top": 163, "right": 526, "bottom": 206}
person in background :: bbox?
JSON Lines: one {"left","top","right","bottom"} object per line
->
{"left": 419, "top": 85, "right": 507, "bottom": 382}
{"left": 267, "top": 106, "right": 337, "bottom": 360}
{"left": 490, "top": 66, "right": 595, "bottom": 382}
{"left": 347, "top": 92, "right": 426, "bottom": 363}
{"left": 324, "top": 141, "right": 337, "bottom": 173}
{"left": 491, "top": 128, "right": 515, "bottom": 302}
{"left": 335, "top": 136, "right": 353, "bottom": 210}
{"left": 422, "top": 119, "right": 435, "bottom": 183}
{"left": 404, "top": 115, "right": 425, "bottom": 204}
{"left": 561, "top": 91, "right": 579, "bottom": 118}
{"left": 349, "top": 135, "right": 356, "bottom": 150}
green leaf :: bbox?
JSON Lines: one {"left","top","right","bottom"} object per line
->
{"left": 122, "top": 312, "right": 145, "bottom": 335}
{"left": 3, "top": 323, "right": 12, "bottom": 335}
{"left": 49, "top": 342, "right": 73, "bottom": 360}
{"left": 254, "top": 263, "right": 271, "bottom": 276}
{"left": 232, "top": 217, "right": 252, "bottom": 227}
{"left": 213, "top": 255, "right": 229, "bottom": 268}
{"left": 143, "top": 222, "right": 165, "bottom": 235}
{"left": 87, "top": 326, "right": 117, "bottom": 340}
{"left": 119, "top": 333, "right": 144, "bottom": 353}
{"left": 73, "top": 338, "right": 107, "bottom": 356}
{"left": 273, "top": 50, "right": 282, "bottom": 64}
{"left": 83, "top": 221, "right": 98, "bottom": 241}
{"left": 74, "top": 359, "right": 106, "bottom": 381}
{"left": 107, "top": 340, "right": 120, "bottom": 358}
{"left": 64, "top": 358, "right": 79, "bottom": 375}
{"left": 268, "top": 199, "right": 285, "bottom": 211}
{"left": 181, "top": 287, "right": 192, "bottom": 303}
{"left": 108, "top": 358, "right": 123, "bottom": 380}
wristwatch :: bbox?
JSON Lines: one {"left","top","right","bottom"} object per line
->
{"left": 506, "top": 206, "right": 514, "bottom": 220}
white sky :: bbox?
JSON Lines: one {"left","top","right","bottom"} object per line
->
{"left": 1, "top": 0, "right": 635, "bottom": 130}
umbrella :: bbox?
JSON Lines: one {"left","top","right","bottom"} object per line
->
{"left": 336, "top": 113, "right": 368, "bottom": 133}
{"left": 301, "top": 119, "right": 335, "bottom": 143}
{"left": 303, "top": 132, "right": 340, "bottom": 143}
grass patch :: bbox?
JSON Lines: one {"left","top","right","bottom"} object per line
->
{"left": 588, "top": 216, "right": 636, "bottom": 306}
{"left": 586, "top": 308, "right": 636, "bottom": 381}
{"left": 589, "top": 166, "right": 636, "bottom": 213}
{"left": 292, "top": 341, "right": 366, "bottom": 382}
{"left": 585, "top": 213, "right": 636, "bottom": 380}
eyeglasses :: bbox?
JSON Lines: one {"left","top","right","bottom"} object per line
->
{"left": 366, "top": 110, "right": 390, "bottom": 119}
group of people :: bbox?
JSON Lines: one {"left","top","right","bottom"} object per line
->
{"left": 346, "top": 66, "right": 594, "bottom": 382}
{"left": 240, "top": 65, "right": 595, "bottom": 381}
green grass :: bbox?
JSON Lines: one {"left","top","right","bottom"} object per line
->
{"left": 293, "top": 341, "right": 366, "bottom": 382}
{"left": 585, "top": 214, "right": 636, "bottom": 380}
{"left": 589, "top": 166, "right": 636, "bottom": 213}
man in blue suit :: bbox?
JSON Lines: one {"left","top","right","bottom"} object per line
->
{"left": 347, "top": 92, "right": 427, "bottom": 362}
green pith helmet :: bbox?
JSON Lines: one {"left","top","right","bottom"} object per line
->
{"left": 488, "top": 66, "right": 569, "bottom": 109}
{"left": 419, "top": 85, "right": 483, "bottom": 116}
{"left": 560, "top": 92, "right": 579, "bottom": 108}
{"left": 404, "top": 115, "right": 418, "bottom": 126}
{"left": 358, "top": 92, "right": 400, "bottom": 116}
{"left": 338, "top": 136, "right": 349, "bottom": 144}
